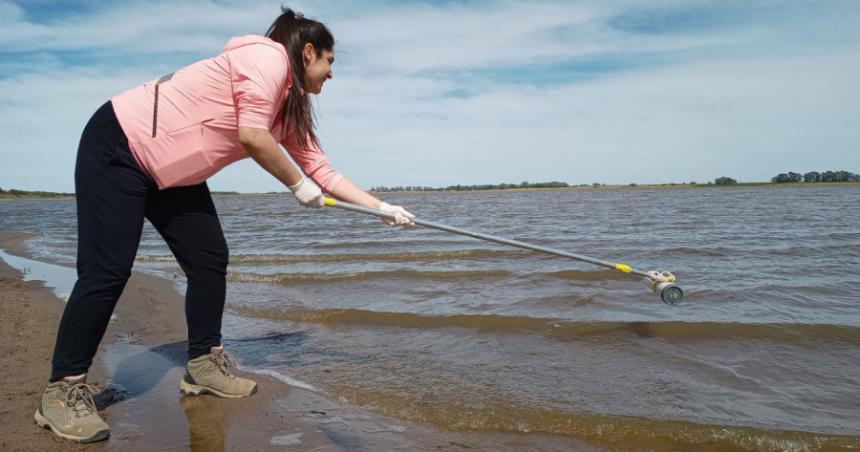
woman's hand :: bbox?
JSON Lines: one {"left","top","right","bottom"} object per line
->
{"left": 323, "top": 176, "right": 414, "bottom": 227}
{"left": 378, "top": 202, "right": 415, "bottom": 227}
{"left": 288, "top": 177, "right": 324, "bottom": 208}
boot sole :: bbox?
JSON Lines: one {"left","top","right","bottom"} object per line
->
{"left": 34, "top": 409, "right": 110, "bottom": 443}
{"left": 179, "top": 377, "right": 257, "bottom": 399}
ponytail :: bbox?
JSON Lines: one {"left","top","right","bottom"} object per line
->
{"left": 265, "top": 7, "right": 334, "bottom": 147}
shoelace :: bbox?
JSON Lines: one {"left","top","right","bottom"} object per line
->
{"left": 64, "top": 383, "right": 101, "bottom": 418}
{"left": 212, "top": 351, "right": 238, "bottom": 379}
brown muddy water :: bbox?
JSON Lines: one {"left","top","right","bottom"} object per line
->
{"left": 2, "top": 186, "right": 859, "bottom": 450}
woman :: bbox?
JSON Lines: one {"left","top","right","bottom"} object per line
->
{"left": 34, "top": 8, "right": 414, "bottom": 443}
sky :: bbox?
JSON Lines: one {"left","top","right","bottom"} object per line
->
{"left": 1, "top": 0, "right": 859, "bottom": 192}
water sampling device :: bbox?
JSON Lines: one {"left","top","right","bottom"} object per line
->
{"left": 322, "top": 197, "right": 683, "bottom": 305}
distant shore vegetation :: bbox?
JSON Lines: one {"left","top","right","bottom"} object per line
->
{"left": 370, "top": 181, "right": 571, "bottom": 192}
{"left": 0, "top": 187, "right": 242, "bottom": 199}
{"left": 3, "top": 169, "right": 857, "bottom": 198}
{"left": 370, "top": 170, "right": 859, "bottom": 192}
{"left": 0, "top": 187, "right": 74, "bottom": 199}
{"left": 770, "top": 170, "right": 859, "bottom": 184}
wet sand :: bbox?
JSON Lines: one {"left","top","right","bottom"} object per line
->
{"left": 0, "top": 230, "right": 596, "bottom": 451}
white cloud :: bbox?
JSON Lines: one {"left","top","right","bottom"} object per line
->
{"left": 309, "top": 49, "right": 860, "bottom": 188}
{"left": 1, "top": 0, "right": 859, "bottom": 192}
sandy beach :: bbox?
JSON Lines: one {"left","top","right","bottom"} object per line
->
{"left": 0, "top": 230, "right": 595, "bottom": 451}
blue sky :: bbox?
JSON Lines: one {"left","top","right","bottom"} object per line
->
{"left": 1, "top": 0, "right": 858, "bottom": 192}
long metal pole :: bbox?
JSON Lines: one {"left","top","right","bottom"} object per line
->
{"left": 325, "top": 197, "right": 647, "bottom": 277}
{"left": 322, "top": 196, "right": 684, "bottom": 304}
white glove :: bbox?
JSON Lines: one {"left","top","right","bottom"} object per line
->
{"left": 288, "top": 177, "right": 324, "bottom": 208}
{"left": 378, "top": 202, "right": 415, "bottom": 227}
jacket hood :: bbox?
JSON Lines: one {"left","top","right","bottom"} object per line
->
{"left": 223, "top": 34, "right": 293, "bottom": 117}
{"left": 224, "top": 35, "right": 284, "bottom": 52}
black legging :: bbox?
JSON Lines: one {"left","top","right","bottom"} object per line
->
{"left": 50, "top": 101, "right": 228, "bottom": 382}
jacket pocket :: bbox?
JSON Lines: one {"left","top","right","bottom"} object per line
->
{"left": 148, "top": 119, "right": 215, "bottom": 188}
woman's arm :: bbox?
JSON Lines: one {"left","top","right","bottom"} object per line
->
{"left": 240, "top": 127, "right": 323, "bottom": 207}
{"left": 239, "top": 127, "right": 303, "bottom": 187}
{"left": 327, "top": 176, "right": 383, "bottom": 207}
{"left": 280, "top": 132, "right": 412, "bottom": 224}
{"left": 329, "top": 177, "right": 414, "bottom": 226}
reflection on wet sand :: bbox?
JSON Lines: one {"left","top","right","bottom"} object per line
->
{"left": 180, "top": 395, "right": 227, "bottom": 452}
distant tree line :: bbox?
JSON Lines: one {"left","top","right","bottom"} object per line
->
{"left": 0, "top": 187, "right": 74, "bottom": 197}
{"left": 370, "top": 181, "right": 570, "bottom": 192}
{"left": 712, "top": 171, "right": 859, "bottom": 186}
{"left": 771, "top": 170, "right": 859, "bottom": 183}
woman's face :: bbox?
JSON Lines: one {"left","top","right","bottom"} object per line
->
{"left": 303, "top": 44, "right": 334, "bottom": 94}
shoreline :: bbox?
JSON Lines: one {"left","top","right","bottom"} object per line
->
{"left": 366, "top": 181, "right": 860, "bottom": 194}
{"left": 2, "top": 181, "right": 858, "bottom": 200}
{"left": 0, "top": 230, "right": 337, "bottom": 451}
{"left": 0, "top": 230, "right": 597, "bottom": 451}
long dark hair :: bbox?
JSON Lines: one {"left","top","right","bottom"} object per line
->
{"left": 266, "top": 7, "right": 334, "bottom": 147}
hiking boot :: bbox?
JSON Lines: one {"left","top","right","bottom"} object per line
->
{"left": 180, "top": 347, "right": 257, "bottom": 398}
{"left": 34, "top": 381, "right": 110, "bottom": 443}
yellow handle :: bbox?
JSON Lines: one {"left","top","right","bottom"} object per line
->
{"left": 614, "top": 263, "right": 632, "bottom": 273}
{"left": 323, "top": 196, "right": 337, "bottom": 207}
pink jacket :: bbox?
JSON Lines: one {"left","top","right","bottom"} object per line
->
{"left": 111, "top": 35, "right": 343, "bottom": 191}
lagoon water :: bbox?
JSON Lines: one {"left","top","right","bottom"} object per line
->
{"left": 2, "top": 185, "right": 859, "bottom": 449}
